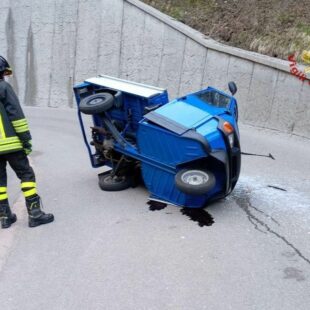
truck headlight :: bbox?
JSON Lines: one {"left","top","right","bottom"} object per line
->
{"left": 228, "top": 134, "right": 234, "bottom": 148}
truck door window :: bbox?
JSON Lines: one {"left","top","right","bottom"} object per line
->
{"left": 196, "top": 91, "right": 230, "bottom": 108}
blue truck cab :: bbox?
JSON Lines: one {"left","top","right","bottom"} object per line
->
{"left": 74, "top": 75, "right": 240, "bottom": 208}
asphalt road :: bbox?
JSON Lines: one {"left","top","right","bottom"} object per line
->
{"left": 0, "top": 107, "right": 309, "bottom": 310}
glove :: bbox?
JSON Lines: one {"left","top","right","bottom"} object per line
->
{"left": 23, "top": 140, "right": 32, "bottom": 155}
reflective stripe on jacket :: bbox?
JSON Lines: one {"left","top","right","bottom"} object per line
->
{"left": 0, "top": 79, "right": 31, "bottom": 155}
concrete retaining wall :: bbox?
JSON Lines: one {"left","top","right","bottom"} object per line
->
{"left": 0, "top": 0, "right": 309, "bottom": 138}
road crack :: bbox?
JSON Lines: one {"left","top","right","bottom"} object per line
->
{"left": 233, "top": 191, "right": 310, "bottom": 266}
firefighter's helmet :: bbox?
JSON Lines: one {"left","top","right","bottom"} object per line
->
{"left": 0, "top": 56, "right": 12, "bottom": 75}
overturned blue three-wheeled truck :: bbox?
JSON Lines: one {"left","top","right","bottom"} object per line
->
{"left": 74, "top": 75, "right": 241, "bottom": 208}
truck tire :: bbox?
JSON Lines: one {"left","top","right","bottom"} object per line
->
{"left": 98, "top": 171, "right": 132, "bottom": 191}
{"left": 79, "top": 93, "right": 114, "bottom": 115}
{"left": 175, "top": 169, "right": 215, "bottom": 195}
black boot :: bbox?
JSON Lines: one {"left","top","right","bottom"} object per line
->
{"left": 26, "top": 195, "right": 54, "bottom": 228}
{"left": 0, "top": 203, "right": 17, "bottom": 229}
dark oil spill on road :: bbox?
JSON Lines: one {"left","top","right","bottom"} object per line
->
{"left": 148, "top": 200, "right": 167, "bottom": 211}
{"left": 181, "top": 208, "right": 214, "bottom": 227}
{"left": 147, "top": 201, "right": 214, "bottom": 227}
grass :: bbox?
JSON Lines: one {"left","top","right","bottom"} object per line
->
{"left": 142, "top": 0, "right": 310, "bottom": 60}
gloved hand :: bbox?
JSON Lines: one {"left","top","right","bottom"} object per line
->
{"left": 23, "top": 140, "right": 32, "bottom": 155}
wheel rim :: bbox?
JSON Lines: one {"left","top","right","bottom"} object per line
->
{"left": 181, "top": 170, "right": 209, "bottom": 186}
{"left": 89, "top": 98, "right": 104, "bottom": 105}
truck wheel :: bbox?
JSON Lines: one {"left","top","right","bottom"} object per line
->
{"left": 79, "top": 93, "right": 114, "bottom": 115}
{"left": 98, "top": 171, "right": 132, "bottom": 191}
{"left": 175, "top": 169, "right": 215, "bottom": 195}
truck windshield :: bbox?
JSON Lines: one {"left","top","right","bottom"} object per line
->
{"left": 196, "top": 91, "right": 231, "bottom": 108}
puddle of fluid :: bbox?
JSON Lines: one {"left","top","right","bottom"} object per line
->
{"left": 147, "top": 201, "right": 214, "bottom": 227}
{"left": 181, "top": 208, "right": 214, "bottom": 227}
{"left": 148, "top": 200, "right": 167, "bottom": 211}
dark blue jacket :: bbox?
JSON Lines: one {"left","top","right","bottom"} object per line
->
{"left": 0, "top": 79, "right": 31, "bottom": 154}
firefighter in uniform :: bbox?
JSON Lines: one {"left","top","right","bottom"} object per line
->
{"left": 0, "top": 56, "right": 54, "bottom": 228}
